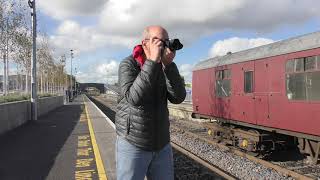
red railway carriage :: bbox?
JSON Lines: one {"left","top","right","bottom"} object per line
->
{"left": 192, "top": 31, "right": 320, "bottom": 163}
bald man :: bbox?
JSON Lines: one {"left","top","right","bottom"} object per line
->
{"left": 115, "top": 26, "right": 186, "bottom": 180}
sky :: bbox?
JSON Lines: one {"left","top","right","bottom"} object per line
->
{"left": 31, "top": 0, "right": 320, "bottom": 84}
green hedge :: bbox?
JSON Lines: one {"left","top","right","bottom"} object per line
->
{"left": 0, "top": 93, "right": 58, "bottom": 104}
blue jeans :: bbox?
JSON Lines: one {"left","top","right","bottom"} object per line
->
{"left": 116, "top": 136, "right": 174, "bottom": 180}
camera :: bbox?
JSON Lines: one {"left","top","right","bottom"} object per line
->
{"left": 164, "top": 39, "right": 183, "bottom": 51}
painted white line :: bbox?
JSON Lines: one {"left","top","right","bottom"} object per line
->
{"left": 85, "top": 95, "right": 116, "bottom": 130}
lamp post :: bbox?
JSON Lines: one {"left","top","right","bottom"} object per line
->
{"left": 4, "top": 18, "right": 9, "bottom": 96}
{"left": 28, "top": 0, "right": 37, "bottom": 121}
{"left": 60, "top": 55, "right": 66, "bottom": 94}
{"left": 3, "top": 53, "right": 7, "bottom": 95}
{"left": 70, "top": 49, "right": 74, "bottom": 99}
{"left": 74, "top": 67, "right": 77, "bottom": 96}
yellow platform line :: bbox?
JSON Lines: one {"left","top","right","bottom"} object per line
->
{"left": 83, "top": 96, "right": 108, "bottom": 180}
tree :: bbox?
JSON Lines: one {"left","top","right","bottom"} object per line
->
{"left": 0, "top": 0, "right": 63, "bottom": 96}
{"left": 14, "top": 28, "right": 32, "bottom": 93}
{"left": 0, "top": 0, "right": 28, "bottom": 95}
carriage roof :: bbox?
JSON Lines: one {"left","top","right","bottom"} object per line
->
{"left": 193, "top": 31, "right": 320, "bottom": 71}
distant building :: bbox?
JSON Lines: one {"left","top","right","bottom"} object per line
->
{"left": 0, "top": 75, "right": 30, "bottom": 92}
{"left": 79, "top": 83, "right": 105, "bottom": 94}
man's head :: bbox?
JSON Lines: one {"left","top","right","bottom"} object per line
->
{"left": 140, "top": 25, "right": 178, "bottom": 65}
{"left": 141, "top": 25, "right": 169, "bottom": 53}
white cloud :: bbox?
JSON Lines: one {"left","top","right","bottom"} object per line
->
{"left": 76, "top": 60, "right": 119, "bottom": 84}
{"left": 49, "top": 20, "right": 137, "bottom": 56}
{"left": 50, "top": 20, "right": 106, "bottom": 54}
{"left": 209, "top": 37, "right": 275, "bottom": 57}
{"left": 98, "top": 0, "right": 320, "bottom": 45}
{"left": 99, "top": 0, "right": 244, "bottom": 38}
{"left": 44, "top": 0, "right": 320, "bottom": 55}
{"left": 178, "top": 64, "right": 194, "bottom": 83}
{"left": 38, "top": 0, "right": 108, "bottom": 19}
{"left": 75, "top": 60, "right": 193, "bottom": 84}
{"left": 96, "top": 61, "right": 118, "bottom": 76}
{"left": 38, "top": 0, "right": 320, "bottom": 84}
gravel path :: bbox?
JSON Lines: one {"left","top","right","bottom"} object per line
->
{"left": 170, "top": 127, "right": 295, "bottom": 180}
{"left": 173, "top": 149, "right": 225, "bottom": 180}
{"left": 92, "top": 96, "right": 225, "bottom": 179}
{"left": 92, "top": 95, "right": 302, "bottom": 180}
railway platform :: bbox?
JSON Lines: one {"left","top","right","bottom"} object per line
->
{"left": 0, "top": 95, "right": 116, "bottom": 180}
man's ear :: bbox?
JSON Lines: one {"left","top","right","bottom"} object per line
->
{"left": 141, "top": 40, "right": 148, "bottom": 51}
{"left": 141, "top": 40, "right": 146, "bottom": 47}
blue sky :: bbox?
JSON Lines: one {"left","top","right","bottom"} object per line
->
{"left": 33, "top": 0, "right": 320, "bottom": 84}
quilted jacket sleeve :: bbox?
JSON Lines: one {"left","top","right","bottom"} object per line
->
{"left": 119, "top": 57, "right": 160, "bottom": 106}
{"left": 163, "top": 62, "right": 186, "bottom": 104}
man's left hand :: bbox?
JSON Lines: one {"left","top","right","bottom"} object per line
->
{"left": 161, "top": 48, "right": 175, "bottom": 66}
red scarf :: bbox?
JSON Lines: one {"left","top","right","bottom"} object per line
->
{"left": 133, "top": 45, "right": 146, "bottom": 68}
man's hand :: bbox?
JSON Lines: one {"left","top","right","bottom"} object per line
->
{"left": 144, "top": 38, "right": 163, "bottom": 63}
{"left": 161, "top": 48, "right": 175, "bottom": 66}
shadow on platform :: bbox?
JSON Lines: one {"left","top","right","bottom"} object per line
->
{"left": 0, "top": 102, "right": 83, "bottom": 180}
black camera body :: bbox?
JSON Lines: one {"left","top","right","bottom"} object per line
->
{"left": 164, "top": 39, "right": 183, "bottom": 51}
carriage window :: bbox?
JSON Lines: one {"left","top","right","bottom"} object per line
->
{"left": 286, "top": 56, "right": 320, "bottom": 101}
{"left": 224, "top": 69, "right": 231, "bottom": 79}
{"left": 285, "top": 60, "right": 295, "bottom": 73}
{"left": 215, "top": 69, "right": 231, "bottom": 97}
{"left": 244, "top": 71, "right": 253, "bottom": 93}
{"left": 305, "top": 56, "right": 316, "bottom": 71}
{"left": 215, "top": 71, "right": 222, "bottom": 79}
{"left": 306, "top": 72, "right": 320, "bottom": 101}
{"left": 294, "top": 58, "right": 304, "bottom": 72}
{"left": 286, "top": 73, "right": 307, "bottom": 100}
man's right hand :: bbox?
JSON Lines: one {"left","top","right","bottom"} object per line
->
{"left": 145, "top": 37, "right": 163, "bottom": 63}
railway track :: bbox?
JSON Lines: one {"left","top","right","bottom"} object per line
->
{"left": 89, "top": 93, "right": 320, "bottom": 179}
{"left": 88, "top": 94, "right": 232, "bottom": 180}
{"left": 171, "top": 141, "right": 236, "bottom": 180}
{"left": 166, "top": 104, "right": 320, "bottom": 180}
{"left": 171, "top": 121, "right": 319, "bottom": 180}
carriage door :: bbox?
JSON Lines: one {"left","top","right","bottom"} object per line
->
{"left": 254, "top": 60, "right": 270, "bottom": 125}
{"left": 242, "top": 62, "right": 256, "bottom": 124}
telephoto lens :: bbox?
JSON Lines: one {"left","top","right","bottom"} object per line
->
{"left": 165, "top": 39, "right": 183, "bottom": 51}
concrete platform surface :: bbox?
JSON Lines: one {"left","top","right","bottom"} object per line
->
{"left": 0, "top": 95, "right": 116, "bottom": 180}
{"left": 83, "top": 95, "right": 116, "bottom": 180}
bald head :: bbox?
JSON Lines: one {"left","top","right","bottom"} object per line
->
{"left": 142, "top": 25, "right": 169, "bottom": 41}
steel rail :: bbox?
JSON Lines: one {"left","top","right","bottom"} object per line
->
{"left": 90, "top": 94, "right": 316, "bottom": 180}
{"left": 171, "top": 125, "right": 314, "bottom": 180}
{"left": 171, "top": 141, "right": 237, "bottom": 180}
